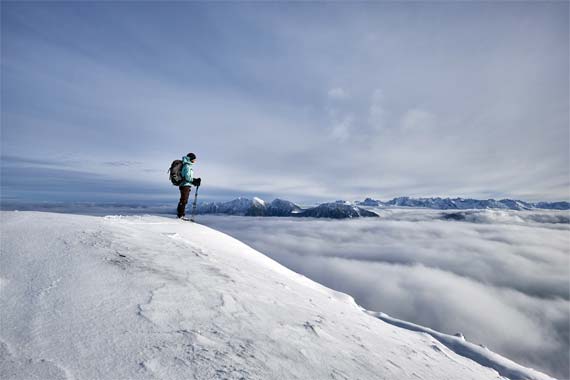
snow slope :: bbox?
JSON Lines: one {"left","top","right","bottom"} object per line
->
{"left": 0, "top": 212, "right": 556, "bottom": 380}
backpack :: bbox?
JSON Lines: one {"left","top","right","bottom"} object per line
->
{"left": 168, "top": 160, "right": 184, "bottom": 186}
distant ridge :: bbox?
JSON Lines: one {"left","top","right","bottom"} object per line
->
{"left": 356, "top": 196, "right": 570, "bottom": 211}
{"left": 195, "top": 196, "right": 569, "bottom": 218}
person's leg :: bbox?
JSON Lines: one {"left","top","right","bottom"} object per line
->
{"left": 177, "top": 186, "right": 191, "bottom": 217}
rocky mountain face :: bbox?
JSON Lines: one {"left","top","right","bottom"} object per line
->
{"left": 294, "top": 201, "right": 379, "bottom": 218}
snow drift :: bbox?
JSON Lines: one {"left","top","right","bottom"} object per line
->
{"left": 0, "top": 211, "right": 556, "bottom": 380}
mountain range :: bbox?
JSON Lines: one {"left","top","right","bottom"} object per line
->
{"left": 197, "top": 198, "right": 378, "bottom": 219}
{"left": 195, "top": 196, "right": 569, "bottom": 219}
{"left": 357, "top": 197, "right": 570, "bottom": 210}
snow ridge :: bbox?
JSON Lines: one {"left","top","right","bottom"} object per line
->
{"left": 0, "top": 212, "right": 557, "bottom": 380}
{"left": 367, "top": 312, "right": 555, "bottom": 380}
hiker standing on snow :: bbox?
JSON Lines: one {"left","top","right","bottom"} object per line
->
{"left": 177, "top": 152, "right": 201, "bottom": 220}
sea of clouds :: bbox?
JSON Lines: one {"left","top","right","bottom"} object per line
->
{"left": 198, "top": 208, "right": 570, "bottom": 379}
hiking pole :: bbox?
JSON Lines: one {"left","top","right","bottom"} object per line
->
{"left": 190, "top": 185, "right": 200, "bottom": 222}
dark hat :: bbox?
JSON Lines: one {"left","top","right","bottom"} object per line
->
{"left": 187, "top": 152, "right": 196, "bottom": 160}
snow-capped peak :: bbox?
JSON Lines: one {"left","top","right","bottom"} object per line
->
{"left": 252, "top": 196, "right": 265, "bottom": 206}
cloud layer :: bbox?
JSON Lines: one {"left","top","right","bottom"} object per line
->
{"left": 198, "top": 210, "right": 570, "bottom": 379}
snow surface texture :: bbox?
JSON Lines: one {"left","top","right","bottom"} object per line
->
{"left": 0, "top": 212, "right": 556, "bottom": 380}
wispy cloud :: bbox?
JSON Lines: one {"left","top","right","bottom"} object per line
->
{"left": 327, "top": 87, "right": 348, "bottom": 100}
{"left": 2, "top": 2, "right": 568, "bottom": 203}
{"left": 102, "top": 161, "right": 143, "bottom": 167}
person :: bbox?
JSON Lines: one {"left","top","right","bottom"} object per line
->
{"left": 177, "top": 152, "right": 201, "bottom": 220}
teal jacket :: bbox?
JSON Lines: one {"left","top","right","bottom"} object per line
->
{"left": 180, "top": 156, "right": 194, "bottom": 187}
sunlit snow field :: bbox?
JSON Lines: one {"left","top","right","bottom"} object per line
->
{"left": 197, "top": 208, "right": 570, "bottom": 379}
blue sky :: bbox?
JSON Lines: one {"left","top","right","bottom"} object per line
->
{"left": 2, "top": 1, "right": 568, "bottom": 204}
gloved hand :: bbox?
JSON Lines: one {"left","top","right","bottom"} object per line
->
{"left": 192, "top": 177, "right": 202, "bottom": 186}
